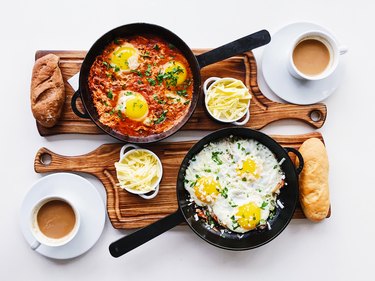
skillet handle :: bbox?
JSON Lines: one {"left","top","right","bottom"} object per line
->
{"left": 71, "top": 90, "right": 90, "bottom": 119}
{"left": 284, "top": 147, "right": 304, "bottom": 175}
{"left": 196, "top": 29, "right": 271, "bottom": 68}
{"left": 109, "top": 210, "right": 184, "bottom": 258}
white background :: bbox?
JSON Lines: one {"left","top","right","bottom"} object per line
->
{"left": 1, "top": 0, "right": 373, "bottom": 280}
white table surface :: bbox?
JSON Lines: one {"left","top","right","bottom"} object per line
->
{"left": 1, "top": 0, "right": 373, "bottom": 280}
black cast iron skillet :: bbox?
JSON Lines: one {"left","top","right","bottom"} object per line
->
{"left": 71, "top": 23, "right": 271, "bottom": 143}
{"left": 109, "top": 127, "right": 304, "bottom": 257}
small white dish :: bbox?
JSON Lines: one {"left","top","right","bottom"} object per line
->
{"left": 261, "top": 22, "right": 346, "bottom": 105}
{"left": 20, "top": 173, "right": 105, "bottom": 259}
{"left": 116, "top": 144, "right": 162, "bottom": 199}
{"left": 203, "top": 77, "right": 251, "bottom": 125}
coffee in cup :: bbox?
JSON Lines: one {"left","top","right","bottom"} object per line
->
{"left": 30, "top": 196, "right": 80, "bottom": 249}
{"left": 288, "top": 30, "right": 347, "bottom": 80}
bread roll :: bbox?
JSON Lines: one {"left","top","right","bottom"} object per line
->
{"left": 31, "top": 54, "right": 65, "bottom": 127}
{"left": 297, "top": 138, "right": 330, "bottom": 222}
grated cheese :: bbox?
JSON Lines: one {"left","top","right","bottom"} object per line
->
{"left": 206, "top": 79, "right": 251, "bottom": 121}
{"left": 115, "top": 150, "right": 161, "bottom": 193}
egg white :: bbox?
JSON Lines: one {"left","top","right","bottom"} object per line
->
{"left": 184, "top": 137, "right": 284, "bottom": 233}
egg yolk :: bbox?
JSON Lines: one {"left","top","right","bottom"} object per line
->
{"left": 236, "top": 202, "right": 261, "bottom": 230}
{"left": 237, "top": 157, "right": 259, "bottom": 178}
{"left": 194, "top": 176, "right": 220, "bottom": 204}
{"left": 125, "top": 94, "right": 149, "bottom": 121}
{"left": 164, "top": 61, "right": 187, "bottom": 85}
{"left": 110, "top": 46, "right": 138, "bottom": 71}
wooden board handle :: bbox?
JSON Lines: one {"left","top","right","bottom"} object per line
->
{"left": 34, "top": 146, "right": 118, "bottom": 175}
{"left": 268, "top": 103, "right": 327, "bottom": 129}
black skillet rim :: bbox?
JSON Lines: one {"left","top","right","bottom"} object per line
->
{"left": 78, "top": 23, "right": 201, "bottom": 143}
{"left": 176, "top": 127, "right": 299, "bottom": 251}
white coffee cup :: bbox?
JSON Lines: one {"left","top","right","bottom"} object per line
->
{"left": 30, "top": 196, "right": 80, "bottom": 250}
{"left": 288, "top": 30, "right": 347, "bottom": 80}
{"left": 203, "top": 77, "right": 251, "bottom": 125}
{"left": 117, "top": 144, "right": 162, "bottom": 199}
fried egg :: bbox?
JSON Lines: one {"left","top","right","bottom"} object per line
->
{"left": 162, "top": 61, "right": 187, "bottom": 85}
{"left": 110, "top": 43, "right": 139, "bottom": 72}
{"left": 193, "top": 176, "right": 220, "bottom": 204}
{"left": 184, "top": 137, "right": 285, "bottom": 233}
{"left": 116, "top": 91, "right": 148, "bottom": 121}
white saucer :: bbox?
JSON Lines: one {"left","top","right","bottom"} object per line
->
{"left": 20, "top": 173, "right": 106, "bottom": 259}
{"left": 262, "top": 22, "right": 345, "bottom": 104}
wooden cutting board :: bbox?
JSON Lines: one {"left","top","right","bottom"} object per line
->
{"left": 34, "top": 50, "right": 327, "bottom": 136}
{"left": 34, "top": 132, "right": 330, "bottom": 229}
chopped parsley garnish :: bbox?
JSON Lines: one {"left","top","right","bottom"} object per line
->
{"left": 114, "top": 39, "right": 120, "bottom": 45}
{"left": 229, "top": 201, "right": 238, "bottom": 207}
{"left": 117, "top": 110, "right": 122, "bottom": 118}
{"left": 154, "top": 110, "right": 168, "bottom": 124}
{"left": 137, "top": 80, "right": 143, "bottom": 84}
{"left": 102, "top": 61, "right": 109, "bottom": 68}
{"left": 168, "top": 43, "right": 175, "bottom": 49}
{"left": 153, "top": 95, "right": 165, "bottom": 104}
{"left": 153, "top": 44, "right": 160, "bottom": 51}
{"left": 183, "top": 100, "right": 190, "bottom": 105}
{"left": 220, "top": 187, "right": 228, "bottom": 199}
{"left": 114, "top": 66, "right": 120, "bottom": 72}
{"left": 261, "top": 202, "right": 268, "bottom": 210}
{"left": 125, "top": 91, "right": 133, "bottom": 96}
{"left": 131, "top": 70, "right": 143, "bottom": 77}
{"left": 204, "top": 169, "right": 211, "bottom": 173}
{"left": 145, "top": 64, "right": 152, "bottom": 76}
{"left": 107, "top": 90, "right": 113, "bottom": 99}
{"left": 230, "top": 215, "right": 240, "bottom": 230}
{"left": 109, "top": 108, "right": 115, "bottom": 115}
{"left": 156, "top": 65, "right": 184, "bottom": 87}
{"left": 147, "top": 78, "right": 156, "bottom": 86}
{"left": 242, "top": 177, "right": 247, "bottom": 182}
{"left": 176, "top": 90, "right": 188, "bottom": 97}
{"left": 141, "top": 51, "right": 151, "bottom": 58}
{"left": 156, "top": 72, "right": 164, "bottom": 85}
{"left": 212, "top": 152, "right": 223, "bottom": 165}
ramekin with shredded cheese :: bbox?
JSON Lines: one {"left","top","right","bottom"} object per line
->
{"left": 203, "top": 77, "right": 252, "bottom": 123}
{"left": 115, "top": 147, "right": 162, "bottom": 195}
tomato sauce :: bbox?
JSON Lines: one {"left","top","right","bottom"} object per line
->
{"left": 88, "top": 35, "right": 194, "bottom": 137}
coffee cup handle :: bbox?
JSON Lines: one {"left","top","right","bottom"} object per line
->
{"left": 339, "top": 45, "right": 348, "bottom": 55}
{"left": 203, "top": 77, "right": 220, "bottom": 96}
{"left": 120, "top": 144, "right": 139, "bottom": 158}
{"left": 139, "top": 184, "right": 160, "bottom": 200}
{"left": 232, "top": 110, "right": 250, "bottom": 126}
{"left": 30, "top": 239, "right": 41, "bottom": 250}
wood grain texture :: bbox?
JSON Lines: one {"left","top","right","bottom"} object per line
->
{"left": 34, "top": 50, "right": 327, "bottom": 136}
{"left": 34, "top": 132, "right": 330, "bottom": 229}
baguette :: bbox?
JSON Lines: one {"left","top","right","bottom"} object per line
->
{"left": 30, "top": 54, "right": 65, "bottom": 128}
{"left": 297, "top": 138, "right": 330, "bottom": 222}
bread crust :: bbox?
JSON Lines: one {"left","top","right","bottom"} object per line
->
{"left": 30, "top": 54, "right": 65, "bottom": 128}
{"left": 297, "top": 138, "right": 330, "bottom": 222}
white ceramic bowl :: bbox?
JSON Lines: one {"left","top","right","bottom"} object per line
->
{"left": 116, "top": 144, "right": 163, "bottom": 199}
{"left": 203, "top": 77, "right": 251, "bottom": 125}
